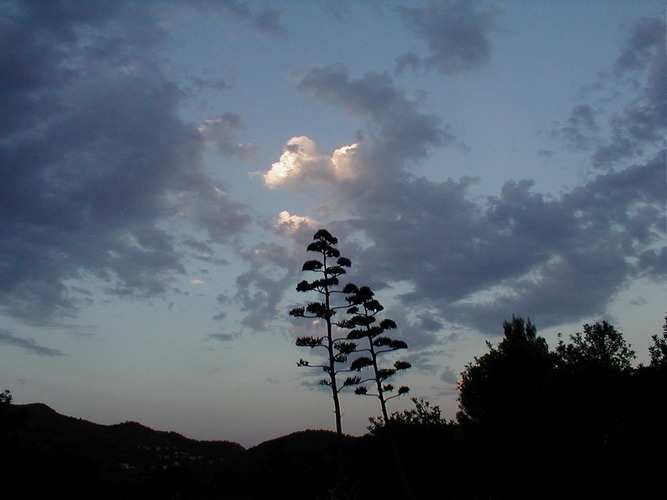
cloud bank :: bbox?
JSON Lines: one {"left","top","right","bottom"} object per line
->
{"left": 1, "top": 2, "right": 663, "bottom": 347}
{"left": 0, "top": 1, "right": 253, "bottom": 323}
{"left": 265, "top": 15, "right": 665, "bottom": 336}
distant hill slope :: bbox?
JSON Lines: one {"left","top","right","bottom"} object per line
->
{"left": 6, "top": 403, "right": 245, "bottom": 467}
{"left": 1, "top": 403, "right": 358, "bottom": 499}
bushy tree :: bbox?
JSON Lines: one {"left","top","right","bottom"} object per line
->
{"left": 0, "top": 389, "right": 11, "bottom": 405}
{"left": 457, "top": 316, "right": 554, "bottom": 426}
{"left": 340, "top": 284, "right": 410, "bottom": 423}
{"left": 290, "top": 229, "right": 356, "bottom": 436}
{"left": 648, "top": 314, "right": 667, "bottom": 368}
{"left": 368, "top": 398, "right": 444, "bottom": 433}
{"left": 555, "top": 320, "right": 636, "bottom": 371}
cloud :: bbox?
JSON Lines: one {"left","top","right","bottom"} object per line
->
{"left": 357, "top": 152, "right": 665, "bottom": 334}
{"left": 298, "top": 66, "right": 451, "bottom": 165}
{"left": 199, "top": 114, "right": 258, "bottom": 160}
{"left": 190, "top": 0, "right": 286, "bottom": 38}
{"left": 207, "top": 332, "right": 238, "bottom": 343}
{"left": 0, "top": 329, "right": 64, "bottom": 357}
{"left": 551, "top": 104, "right": 600, "bottom": 151}
{"left": 177, "top": 186, "right": 252, "bottom": 243}
{"left": 275, "top": 210, "right": 319, "bottom": 239}
{"left": 0, "top": 2, "right": 251, "bottom": 323}
{"left": 546, "top": 17, "right": 666, "bottom": 168}
{"left": 233, "top": 242, "right": 299, "bottom": 331}
{"left": 396, "top": 0, "right": 502, "bottom": 75}
{"left": 264, "top": 136, "right": 360, "bottom": 189}
{"left": 266, "top": 17, "right": 666, "bottom": 340}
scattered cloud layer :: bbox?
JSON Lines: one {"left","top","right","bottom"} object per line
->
{"left": 262, "top": 15, "right": 665, "bottom": 337}
{"left": 1, "top": 2, "right": 664, "bottom": 353}
{"left": 0, "top": 1, "right": 253, "bottom": 323}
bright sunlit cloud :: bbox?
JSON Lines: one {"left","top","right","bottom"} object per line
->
{"left": 264, "top": 136, "right": 359, "bottom": 188}
{"left": 275, "top": 210, "right": 319, "bottom": 237}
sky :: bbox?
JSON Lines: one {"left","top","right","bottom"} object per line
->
{"left": 1, "top": 0, "right": 665, "bottom": 448}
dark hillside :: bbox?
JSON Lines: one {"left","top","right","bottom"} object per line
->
{"left": 1, "top": 403, "right": 363, "bottom": 499}
{"left": 238, "top": 430, "right": 359, "bottom": 498}
{"left": 1, "top": 403, "right": 245, "bottom": 499}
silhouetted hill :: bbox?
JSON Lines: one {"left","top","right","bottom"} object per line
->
{"left": 5, "top": 403, "right": 244, "bottom": 464}
{"left": 0, "top": 403, "right": 359, "bottom": 499}
{"left": 2, "top": 403, "right": 246, "bottom": 498}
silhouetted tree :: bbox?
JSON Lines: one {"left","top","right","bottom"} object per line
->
{"left": 0, "top": 389, "right": 11, "bottom": 405}
{"left": 455, "top": 317, "right": 561, "bottom": 499}
{"left": 368, "top": 398, "right": 445, "bottom": 432}
{"left": 625, "top": 314, "right": 667, "bottom": 496}
{"left": 648, "top": 314, "right": 667, "bottom": 368}
{"left": 451, "top": 317, "right": 664, "bottom": 499}
{"left": 555, "top": 320, "right": 636, "bottom": 372}
{"left": 457, "top": 316, "right": 554, "bottom": 426}
{"left": 340, "top": 284, "right": 415, "bottom": 500}
{"left": 551, "top": 321, "right": 643, "bottom": 498}
{"left": 340, "top": 284, "right": 410, "bottom": 423}
{"left": 289, "top": 229, "right": 356, "bottom": 436}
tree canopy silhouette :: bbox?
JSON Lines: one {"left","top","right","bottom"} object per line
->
{"left": 457, "top": 316, "right": 554, "bottom": 427}
{"left": 555, "top": 320, "right": 636, "bottom": 372}
{"left": 289, "top": 229, "right": 355, "bottom": 436}
{"left": 340, "top": 283, "right": 410, "bottom": 424}
{"left": 453, "top": 316, "right": 665, "bottom": 499}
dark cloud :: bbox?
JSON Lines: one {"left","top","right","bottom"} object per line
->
{"left": 200, "top": 113, "right": 258, "bottom": 160}
{"left": 614, "top": 17, "right": 665, "bottom": 74}
{"left": 352, "top": 151, "right": 665, "bottom": 336}
{"left": 270, "top": 17, "right": 666, "bottom": 340}
{"left": 0, "top": 329, "right": 64, "bottom": 357}
{"left": 396, "top": 0, "right": 502, "bottom": 75}
{"left": 444, "top": 152, "right": 665, "bottom": 332}
{"left": 190, "top": 0, "right": 286, "bottom": 38}
{"left": 0, "top": 1, "right": 251, "bottom": 323}
{"left": 546, "top": 17, "right": 666, "bottom": 168}
{"left": 251, "top": 6, "right": 286, "bottom": 38}
{"left": 233, "top": 242, "right": 298, "bottom": 331}
{"left": 298, "top": 65, "right": 452, "bottom": 170}
{"left": 208, "top": 332, "right": 238, "bottom": 343}
{"left": 552, "top": 104, "right": 600, "bottom": 151}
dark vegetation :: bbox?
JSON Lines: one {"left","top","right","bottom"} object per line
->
{"left": 2, "top": 229, "right": 665, "bottom": 498}
{"left": 3, "top": 315, "right": 665, "bottom": 499}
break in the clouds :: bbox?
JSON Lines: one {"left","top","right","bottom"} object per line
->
{"left": 266, "top": 16, "right": 665, "bottom": 336}
{"left": 0, "top": 1, "right": 252, "bottom": 323}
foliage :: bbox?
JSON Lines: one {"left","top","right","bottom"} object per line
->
{"left": 648, "top": 314, "right": 667, "bottom": 368}
{"left": 340, "top": 284, "right": 411, "bottom": 422}
{"left": 555, "top": 320, "right": 636, "bottom": 371}
{"left": 452, "top": 316, "right": 664, "bottom": 499}
{"left": 0, "top": 389, "right": 11, "bottom": 405}
{"left": 290, "top": 229, "right": 356, "bottom": 436}
{"left": 457, "top": 316, "right": 555, "bottom": 425}
{"left": 368, "top": 398, "right": 445, "bottom": 433}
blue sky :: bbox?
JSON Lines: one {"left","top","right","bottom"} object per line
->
{"left": 1, "top": 0, "right": 665, "bottom": 447}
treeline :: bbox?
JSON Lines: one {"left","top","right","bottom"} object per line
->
{"left": 286, "top": 230, "right": 666, "bottom": 499}
{"left": 348, "top": 316, "right": 667, "bottom": 500}
{"left": 1, "top": 316, "right": 664, "bottom": 499}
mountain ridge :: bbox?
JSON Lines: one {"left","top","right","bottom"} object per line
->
{"left": 1, "top": 401, "right": 359, "bottom": 499}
